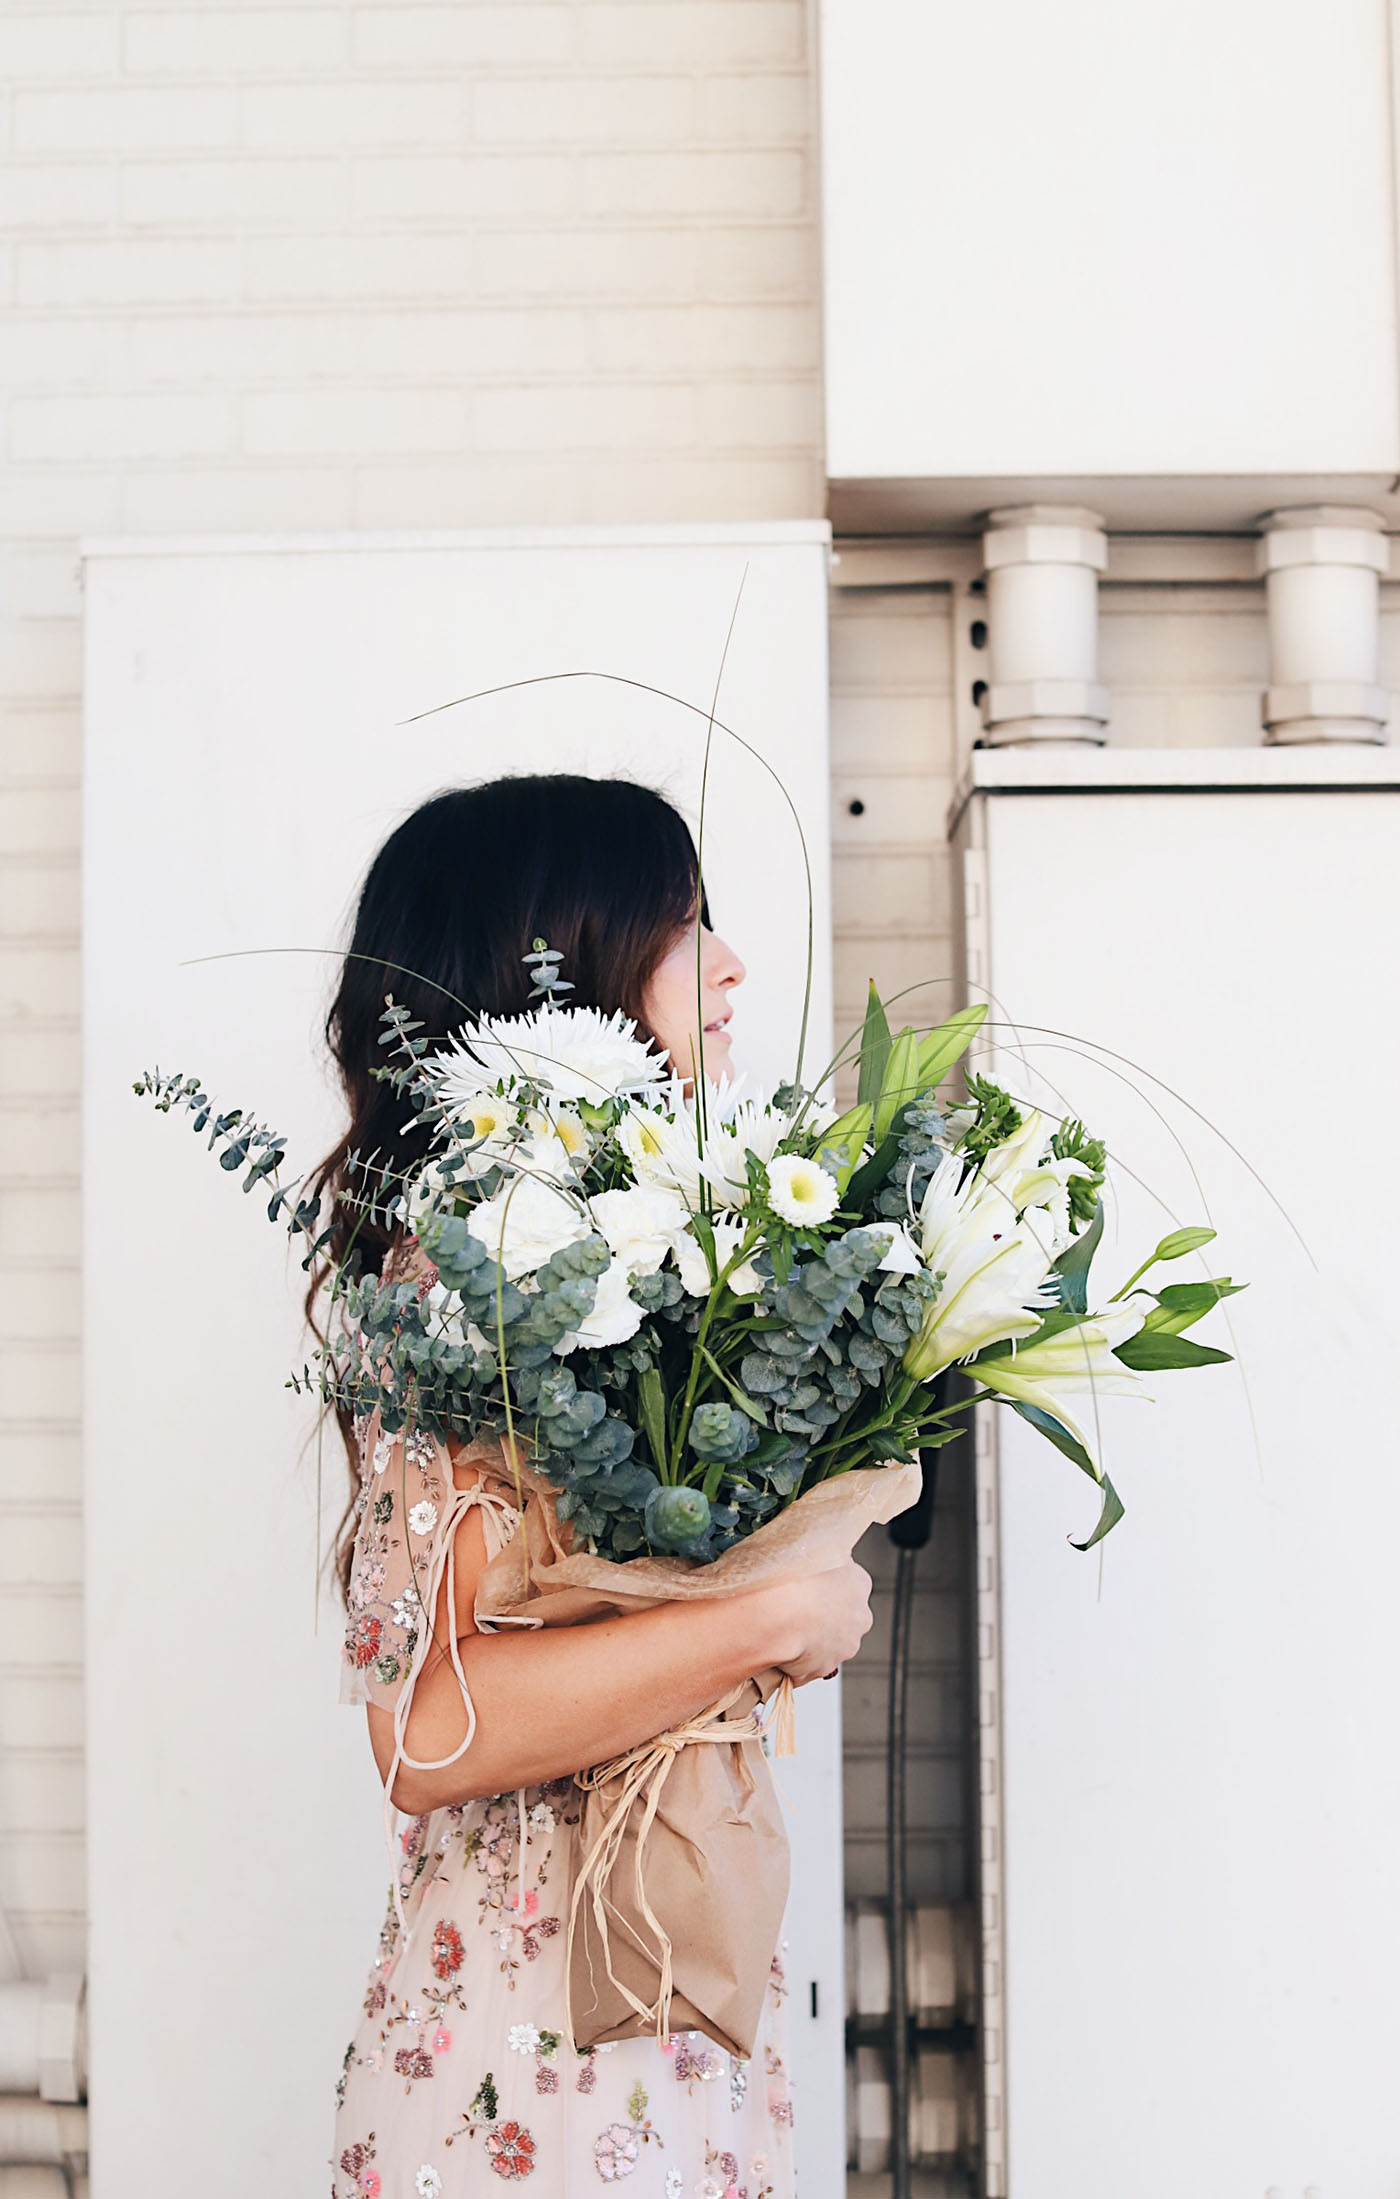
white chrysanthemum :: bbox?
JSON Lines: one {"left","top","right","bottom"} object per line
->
{"left": 432, "top": 1005, "right": 667, "bottom": 1106}
{"left": 469, "top": 1171, "right": 591, "bottom": 1279}
{"left": 617, "top": 1101, "right": 704, "bottom": 1203}
{"left": 700, "top": 1097, "right": 798, "bottom": 1207}
{"left": 554, "top": 1256, "right": 644, "bottom": 1351}
{"left": 419, "top": 1090, "right": 524, "bottom": 1186}
{"left": 765, "top": 1152, "right": 841, "bottom": 1228}
{"left": 544, "top": 1105, "right": 591, "bottom": 1163}
{"left": 673, "top": 1217, "right": 763, "bottom": 1298}
{"left": 589, "top": 1184, "right": 689, "bottom": 1276}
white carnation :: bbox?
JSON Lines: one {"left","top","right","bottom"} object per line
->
{"left": 765, "top": 1153, "right": 841, "bottom": 1228}
{"left": 589, "top": 1184, "right": 689, "bottom": 1276}
{"left": 469, "top": 1171, "right": 591, "bottom": 1279}
{"left": 554, "top": 1255, "right": 643, "bottom": 1352}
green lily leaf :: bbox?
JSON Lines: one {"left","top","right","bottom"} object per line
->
{"left": 856, "top": 982, "right": 893, "bottom": 1111}
{"left": 915, "top": 1002, "right": 988, "bottom": 1095}
{"left": 1114, "top": 1330, "right": 1233, "bottom": 1372}
{"left": 1069, "top": 1471, "right": 1125, "bottom": 1551}
{"left": 815, "top": 1100, "right": 873, "bottom": 1191}
{"left": 1142, "top": 1277, "right": 1245, "bottom": 1336}
{"left": 874, "top": 1028, "right": 921, "bottom": 1143}
{"left": 1049, "top": 1198, "right": 1104, "bottom": 1317}
{"left": 867, "top": 1433, "right": 917, "bottom": 1463}
{"left": 842, "top": 1123, "right": 905, "bottom": 1213}
{"left": 638, "top": 1366, "right": 668, "bottom": 1473}
{"left": 698, "top": 1344, "right": 768, "bottom": 1426}
{"left": 1006, "top": 1397, "right": 1098, "bottom": 1479}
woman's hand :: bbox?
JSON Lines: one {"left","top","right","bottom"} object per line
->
{"left": 755, "top": 1559, "right": 875, "bottom": 1687}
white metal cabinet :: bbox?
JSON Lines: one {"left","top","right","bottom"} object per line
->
{"left": 953, "top": 746, "right": 1400, "bottom": 2196}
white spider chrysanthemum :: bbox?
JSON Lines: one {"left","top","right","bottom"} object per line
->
{"left": 618, "top": 1102, "right": 704, "bottom": 1202}
{"left": 429, "top": 1005, "right": 667, "bottom": 1108}
{"left": 700, "top": 1097, "right": 799, "bottom": 1207}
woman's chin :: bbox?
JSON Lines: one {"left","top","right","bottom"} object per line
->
{"left": 700, "top": 1031, "right": 733, "bottom": 1080}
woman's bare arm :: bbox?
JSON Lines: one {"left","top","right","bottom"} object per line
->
{"left": 367, "top": 1487, "right": 872, "bottom": 1814}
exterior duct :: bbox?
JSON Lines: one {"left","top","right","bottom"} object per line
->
{"left": 1258, "top": 506, "right": 1390, "bottom": 744}
{"left": 978, "top": 505, "right": 1110, "bottom": 746}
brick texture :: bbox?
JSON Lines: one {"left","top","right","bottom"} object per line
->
{"left": 0, "top": 0, "right": 824, "bottom": 1991}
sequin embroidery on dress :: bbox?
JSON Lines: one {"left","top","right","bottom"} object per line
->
{"left": 331, "top": 1410, "right": 796, "bottom": 2197}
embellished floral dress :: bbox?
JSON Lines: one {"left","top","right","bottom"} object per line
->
{"left": 332, "top": 1410, "right": 796, "bottom": 2199}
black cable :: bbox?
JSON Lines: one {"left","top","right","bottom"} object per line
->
{"left": 885, "top": 1378, "right": 946, "bottom": 2196}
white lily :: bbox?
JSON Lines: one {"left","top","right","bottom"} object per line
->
{"left": 976, "top": 1105, "right": 1050, "bottom": 1183}
{"left": 904, "top": 1150, "right": 1059, "bottom": 1380}
{"left": 865, "top": 1221, "right": 924, "bottom": 1277}
{"left": 672, "top": 1217, "right": 763, "bottom": 1298}
{"left": 972, "top": 1304, "right": 1150, "bottom": 1461}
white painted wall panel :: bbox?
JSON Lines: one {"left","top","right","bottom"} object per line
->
{"left": 81, "top": 526, "right": 839, "bottom": 2196}
{"left": 961, "top": 758, "right": 1400, "bottom": 2194}
{"left": 822, "top": 0, "right": 1400, "bottom": 482}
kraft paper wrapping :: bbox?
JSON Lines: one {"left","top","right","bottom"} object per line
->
{"left": 469, "top": 1441, "right": 922, "bottom": 2057}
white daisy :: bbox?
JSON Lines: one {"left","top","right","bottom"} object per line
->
{"left": 507, "top": 2021, "right": 541, "bottom": 2055}
{"left": 415, "top": 2169, "right": 442, "bottom": 2199}
{"left": 407, "top": 1500, "right": 439, "bottom": 1536}
{"left": 765, "top": 1153, "right": 841, "bottom": 1228}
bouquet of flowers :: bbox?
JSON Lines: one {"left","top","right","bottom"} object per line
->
{"left": 135, "top": 946, "right": 1240, "bottom": 2051}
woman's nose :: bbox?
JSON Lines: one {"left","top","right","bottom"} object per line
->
{"left": 709, "top": 933, "right": 746, "bottom": 991}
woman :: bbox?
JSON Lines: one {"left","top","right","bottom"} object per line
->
{"left": 323, "top": 776, "right": 872, "bottom": 2198}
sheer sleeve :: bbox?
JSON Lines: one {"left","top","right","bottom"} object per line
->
{"left": 340, "top": 1406, "right": 522, "bottom": 1714}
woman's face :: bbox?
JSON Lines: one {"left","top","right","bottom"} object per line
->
{"left": 642, "top": 921, "right": 746, "bottom": 1085}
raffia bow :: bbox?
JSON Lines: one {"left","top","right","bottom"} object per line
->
{"left": 564, "top": 1674, "right": 796, "bottom": 2048}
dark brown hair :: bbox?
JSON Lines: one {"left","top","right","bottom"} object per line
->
{"left": 311, "top": 773, "right": 703, "bottom": 1600}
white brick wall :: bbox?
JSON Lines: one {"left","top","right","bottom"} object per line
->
{"left": 0, "top": 0, "right": 822, "bottom": 1988}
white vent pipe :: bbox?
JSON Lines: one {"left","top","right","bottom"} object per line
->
{"left": 845, "top": 1898, "right": 977, "bottom": 2028}
{"left": 1258, "top": 506, "right": 1390, "bottom": 743}
{"left": 0, "top": 2097, "right": 88, "bottom": 2193}
{"left": 979, "top": 504, "right": 1110, "bottom": 746}
{"left": 848, "top": 2042, "right": 978, "bottom": 2172}
{"left": 0, "top": 1980, "right": 85, "bottom": 2105}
